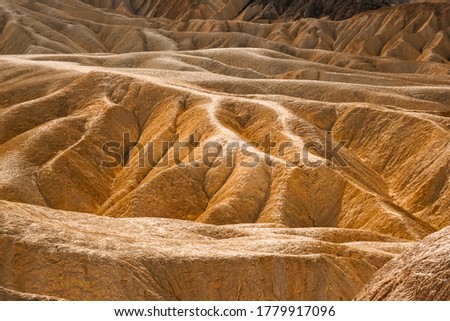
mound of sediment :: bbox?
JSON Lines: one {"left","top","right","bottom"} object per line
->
{"left": 0, "top": 200, "right": 412, "bottom": 300}
{"left": 355, "top": 227, "right": 450, "bottom": 300}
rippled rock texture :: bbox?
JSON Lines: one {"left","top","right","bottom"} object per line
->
{"left": 0, "top": 0, "right": 449, "bottom": 300}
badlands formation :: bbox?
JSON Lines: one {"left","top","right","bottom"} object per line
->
{"left": 0, "top": 0, "right": 449, "bottom": 300}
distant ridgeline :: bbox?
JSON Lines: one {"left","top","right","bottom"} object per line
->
{"left": 249, "top": 0, "right": 389, "bottom": 21}
{"left": 253, "top": 0, "right": 450, "bottom": 21}
{"left": 80, "top": 0, "right": 432, "bottom": 21}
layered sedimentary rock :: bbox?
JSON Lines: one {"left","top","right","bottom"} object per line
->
{"left": 0, "top": 0, "right": 449, "bottom": 301}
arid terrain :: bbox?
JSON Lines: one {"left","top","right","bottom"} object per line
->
{"left": 0, "top": 0, "right": 449, "bottom": 301}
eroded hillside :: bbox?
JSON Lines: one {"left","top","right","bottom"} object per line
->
{"left": 0, "top": 0, "right": 449, "bottom": 301}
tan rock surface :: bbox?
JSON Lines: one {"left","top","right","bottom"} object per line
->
{"left": 0, "top": 0, "right": 449, "bottom": 301}
{"left": 355, "top": 226, "right": 450, "bottom": 300}
{"left": 0, "top": 286, "right": 63, "bottom": 301}
{"left": 0, "top": 200, "right": 411, "bottom": 300}
{"left": 0, "top": 1, "right": 449, "bottom": 63}
{"left": 0, "top": 49, "right": 447, "bottom": 238}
